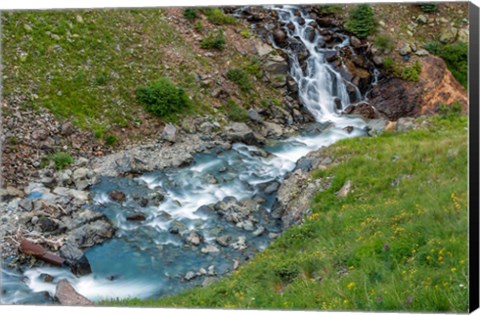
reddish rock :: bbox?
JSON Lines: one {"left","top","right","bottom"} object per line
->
{"left": 343, "top": 102, "right": 377, "bottom": 120}
{"left": 369, "top": 56, "right": 467, "bottom": 120}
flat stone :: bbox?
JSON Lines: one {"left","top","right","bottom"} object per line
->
{"left": 55, "top": 280, "right": 93, "bottom": 306}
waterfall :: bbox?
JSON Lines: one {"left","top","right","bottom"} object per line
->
{"left": 271, "top": 5, "right": 366, "bottom": 128}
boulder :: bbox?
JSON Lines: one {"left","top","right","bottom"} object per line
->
{"left": 273, "top": 29, "right": 287, "bottom": 46}
{"left": 336, "top": 180, "right": 352, "bottom": 198}
{"left": 59, "top": 242, "right": 92, "bottom": 276}
{"left": 161, "top": 124, "right": 177, "bottom": 142}
{"left": 369, "top": 57, "right": 467, "bottom": 120}
{"left": 248, "top": 109, "right": 263, "bottom": 123}
{"left": 55, "top": 280, "right": 94, "bottom": 306}
{"left": 343, "top": 102, "right": 377, "bottom": 119}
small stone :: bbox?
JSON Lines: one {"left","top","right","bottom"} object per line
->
{"left": 252, "top": 226, "right": 265, "bottom": 237}
{"left": 161, "top": 124, "right": 177, "bottom": 142}
{"left": 415, "top": 49, "right": 429, "bottom": 56}
{"left": 31, "top": 216, "right": 39, "bottom": 225}
{"left": 416, "top": 15, "right": 427, "bottom": 24}
{"left": 108, "top": 190, "right": 126, "bottom": 202}
{"left": 184, "top": 271, "right": 196, "bottom": 281}
{"left": 23, "top": 24, "right": 33, "bottom": 32}
{"left": 399, "top": 44, "right": 412, "bottom": 56}
{"left": 201, "top": 244, "right": 220, "bottom": 254}
{"left": 76, "top": 15, "right": 84, "bottom": 23}
{"left": 242, "top": 220, "right": 255, "bottom": 231}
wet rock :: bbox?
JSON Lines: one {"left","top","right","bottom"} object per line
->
{"left": 350, "top": 36, "right": 362, "bottom": 48}
{"left": 161, "top": 124, "right": 177, "bottom": 143}
{"left": 264, "top": 181, "right": 280, "bottom": 194}
{"left": 108, "top": 190, "right": 126, "bottom": 202}
{"left": 343, "top": 102, "right": 377, "bottom": 119}
{"left": 185, "top": 230, "right": 203, "bottom": 246}
{"left": 201, "top": 244, "right": 220, "bottom": 254}
{"left": 324, "top": 50, "right": 338, "bottom": 62}
{"left": 242, "top": 220, "right": 255, "bottom": 231}
{"left": 37, "top": 216, "right": 59, "bottom": 233}
{"left": 126, "top": 213, "right": 146, "bottom": 221}
{"left": 336, "top": 180, "right": 352, "bottom": 198}
{"left": 55, "top": 280, "right": 94, "bottom": 306}
{"left": 343, "top": 126, "right": 354, "bottom": 134}
{"left": 215, "top": 235, "right": 232, "bottom": 247}
{"left": 252, "top": 225, "right": 265, "bottom": 237}
{"left": 316, "top": 17, "right": 340, "bottom": 28}
{"left": 59, "top": 243, "right": 92, "bottom": 276}
{"left": 231, "top": 236, "right": 247, "bottom": 251}
{"left": 273, "top": 29, "right": 287, "bottom": 46}
{"left": 66, "top": 219, "right": 115, "bottom": 249}
{"left": 184, "top": 271, "right": 197, "bottom": 281}
{"left": 40, "top": 273, "right": 55, "bottom": 283}
{"left": 225, "top": 122, "right": 264, "bottom": 146}
{"left": 207, "top": 265, "right": 216, "bottom": 276}
{"left": 168, "top": 220, "right": 187, "bottom": 235}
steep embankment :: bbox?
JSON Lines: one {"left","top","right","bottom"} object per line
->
{"left": 110, "top": 113, "right": 468, "bottom": 313}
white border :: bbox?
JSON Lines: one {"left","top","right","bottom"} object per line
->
{"left": 1, "top": 0, "right": 478, "bottom": 315}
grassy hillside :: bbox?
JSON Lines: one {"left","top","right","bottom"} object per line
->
{"left": 1, "top": 8, "right": 278, "bottom": 141}
{"left": 103, "top": 113, "right": 468, "bottom": 312}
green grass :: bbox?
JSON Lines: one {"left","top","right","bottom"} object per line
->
{"left": 200, "top": 29, "right": 226, "bottom": 50}
{"left": 102, "top": 114, "right": 468, "bottom": 312}
{"left": 374, "top": 34, "right": 394, "bottom": 51}
{"left": 226, "top": 68, "right": 252, "bottom": 93}
{"left": 1, "top": 9, "right": 204, "bottom": 132}
{"left": 201, "top": 8, "right": 237, "bottom": 25}
{"left": 48, "top": 152, "right": 74, "bottom": 170}
{"left": 222, "top": 100, "right": 248, "bottom": 122}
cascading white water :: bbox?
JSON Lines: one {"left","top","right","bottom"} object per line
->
{"left": 2, "top": 6, "right": 369, "bottom": 305}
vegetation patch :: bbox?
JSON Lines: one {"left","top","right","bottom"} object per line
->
{"left": 48, "top": 152, "right": 74, "bottom": 170}
{"left": 223, "top": 100, "right": 248, "bottom": 122}
{"left": 201, "top": 29, "right": 226, "bottom": 50}
{"left": 345, "top": 4, "right": 376, "bottom": 39}
{"left": 227, "top": 68, "right": 253, "bottom": 93}
{"left": 425, "top": 41, "right": 468, "bottom": 89}
{"left": 136, "top": 77, "right": 192, "bottom": 118}
{"left": 383, "top": 58, "right": 422, "bottom": 82}
{"left": 419, "top": 3, "right": 438, "bottom": 13}
{"left": 374, "top": 34, "right": 394, "bottom": 51}
{"left": 103, "top": 114, "right": 468, "bottom": 312}
{"left": 183, "top": 8, "right": 197, "bottom": 21}
{"left": 201, "top": 8, "right": 237, "bottom": 25}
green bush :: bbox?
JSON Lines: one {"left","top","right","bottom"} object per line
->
{"left": 345, "top": 4, "right": 376, "bottom": 39}
{"left": 200, "top": 29, "right": 226, "bottom": 50}
{"left": 400, "top": 60, "right": 422, "bottom": 82}
{"left": 202, "top": 8, "right": 236, "bottom": 25}
{"left": 226, "top": 68, "right": 252, "bottom": 92}
{"left": 136, "top": 77, "right": 191, "bottom": 118}
{"left": 419, "top": 3, "right": 438, "bottom": 13}
{"left": 438, "top": 101, "right": 463, "bottom": 120}
{"left": 105, "top": 134, "right": 118, "bottom": 146}
{"left": 224, "top": 100, "right": 248, "bottom": 122}
{"left": 382, "top": 57, "right": 395, "bottom": 71}
{"left": 425, "top": 41, "right": 468, "bottom": 88}
{"left": 48, "top": 152, "right": 74, "bottom": 170}
{"left": 183, "top": 8, "right": 197, "bottom": 21}
{"left": 194, "top": 20, "right": 204, "bottom": 32}
{"left": 374, "top": 34, "right": 394, "bottom": 51}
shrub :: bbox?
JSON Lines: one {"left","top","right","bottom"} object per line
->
{"left": 400, "top": 60, "right": 422, "bottom": 82}
{"left": 345, "top": 4, "right": 376, "bottom": 39}
{"left": 200, "top": 29, "right": 226, "bottom": 50}
{"left": 382, "top": 57, "right": 395, "bottom": 72}
{"left": 425, "top": 41, "right": 468, "bottom": 88}
{"left": 202, "top": 8, "right": 236, "bottom": 25}
{"left": 438, "top": 101, "right": 463, "bottom": 120}
{"left": 194, "top": 20, "right": 204, "bottom": 32}
{"left": 183, "top": 8, "right": 197, "bottom": 21}
{"left": 374, "top": 34, "right": 394, "bottom": 51}
{"left": 48, "top": 152, "right": 74, "bottom": 170}
{"left": 226, "top": 68, "right": 252, "bottom": 92}
{"left": 105, "top": 134, "right": 118, "bottom": 146}
{"left": 419, "top": 3, "right": 438, "bottom": 13}
{"left": 136, "top": 77, "right": 191, "bottom": 118}
{"left": 224, "top": 100, "right": 248, "bottom": 122}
